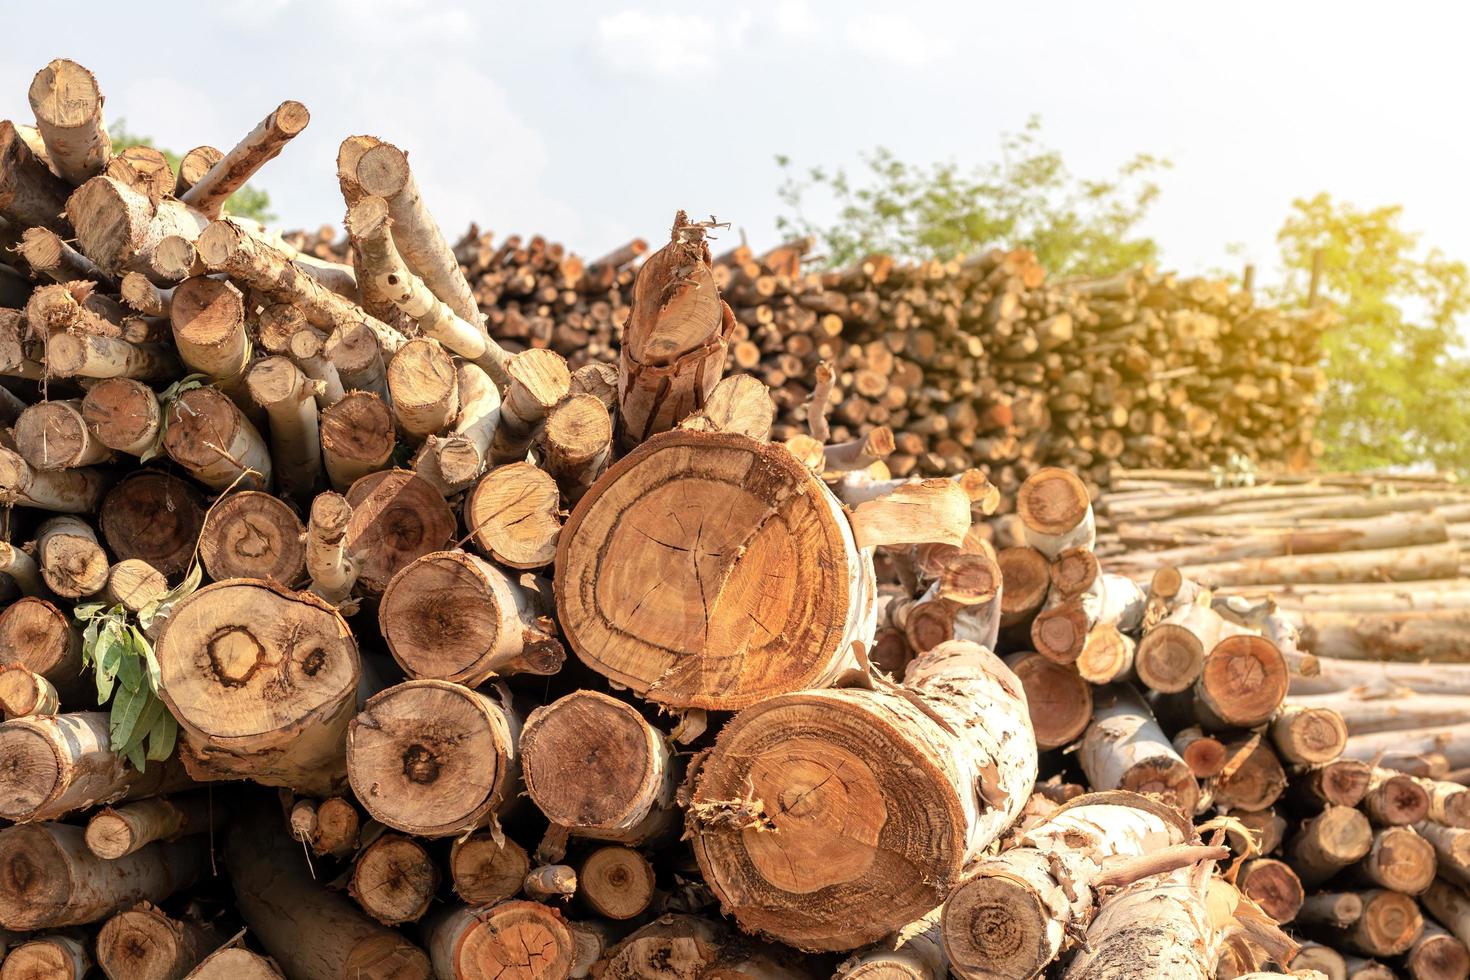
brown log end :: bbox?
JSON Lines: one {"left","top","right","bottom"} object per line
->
{"left": 343, "top": 469, "right": 455, "bottom": 596}
{"left": 199, "top": 491, "right": 307, "bottom": 586}
{"left": 941, "top": 874, "right": 1053, "bottom": 980}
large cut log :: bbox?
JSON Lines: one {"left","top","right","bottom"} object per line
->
{"left": 1, "top": 120, "right": 72, "bottom": 232}
{"left": 1289, "top": 805, "right": 1373, "bottom": 886}
{"left": 1134, "top": 602, "right": 1234, "bottom": 694}
{"left": 35, "top": 515, "right": 109, "bottom": 598}
{"left": 162, "top": 386, "right": 272, "bottom": 490}
{"left": 346, "top": 679, "right": 520, "bottom": 837}
{"left": 84, "top": 793, "right": 218, "bottom": 860}
{"left": 1196, "top": 634, "right": 1289, "bottom": 729}
{"left": 463, "top": 462, "right": 562, "bottom": 569}
{"left": 156, "top": 580, "right": 359, "bottom": 795}
{"left": 98, "top": 471, "right": 205, "bottom": 577}
{"left": 422, "top": 901, "right": 574, "bottom": 980}
{"left": 617, "top": 212, "right": 734, "bottom": 450}
{"left": 1079, "top": 684, "right": 1199, "bottom": 815}
{"left": 342, "top": 469, "right": 456, "bottom": 596}
{"left": 556, "top": 428, "right": 877, "bottom": 711}
{"left": 349, "top": 832, "right": 438, "bottom": 925}
{"left": 15, "top": 399, "right": 114, "bottom": 470}
{"left": 180, "top": 100, "right": 308, "bottom": 219}
{"left": 689, "top": 640, "right": 1036, "bottom": 952}
{"left": 0, "top": 712, "right": 190, "bottom": 822}
{"left": 67, "top": 176, "right": 207, "bottom": 279}
{"left": 27, "top": 59, "right": 111, "bottom": 184}
{"left": 942, "top": 791, "right": 1195, "bottom": 979}
{"left": 1016, "top": 467, "right": 1096, "bottom": 558}
{"left": 226, "top": 799, "right": 431, "bottom": 980}
{"left": 198, "top": 490, "right": 306, "bottom": 586}
{"left": 520, "top": 690, "right": 676, "bottom": 845}
{"left": 0, "top": 823, "right": 205, "bottom": 929}
{"left": 379, "top": 551, "right": 563, "bottom": 684}
{"left": 449, "top": 834, "right": 530, "bottom": 906}
{"left": 81, "top": 378, "right": 162, "bottom": 456}
{"left": 0, "top": 597, "right": 85, "bottom": 699}
{"left": 96, "top": 902, "right": 221, "bottom": 980}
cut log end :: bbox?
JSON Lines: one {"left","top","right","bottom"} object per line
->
{"left": 1018, "top": 467, "right": 1091, "bottom": 536}
{"left": 580, "top": 846, "right": 657, "bottom": 920}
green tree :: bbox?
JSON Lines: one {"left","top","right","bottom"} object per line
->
{"left": 111, "top": 120, "right": 274, "bottom": 222}
{"left": 775, "top": 117, "right": 1168, "bottom": 275}
{"left": 1274, "top": 192, "right": 1470, "bottom": 473}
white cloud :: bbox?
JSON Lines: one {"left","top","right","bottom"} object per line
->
{"left": 595, "top": 9, "right": 751, "bottom": 76}
{"left": 773, "top": 0, "right": 820, "bottom": 38}
{"left": 845, "top": 12, "right": 953, "bottom": 66}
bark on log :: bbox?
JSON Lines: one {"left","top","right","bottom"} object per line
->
{"left": 349, "top": 832, "right": 438, "bottom": 925}
{"left": 1272, "top": 705, "right": 1348, "bottom": 766}
{"left": 0, "top": 449, "right": 108, "bottom": 513}
{"left": 84, "top": 793, "right": 218, "bottom": 860}
{"left": 431, "top": 362, "right": 502, "bottom": 489}
{"left": 1135, "top": 602, "right": 1232, "bottom": 694}
{"left": 0, "top": 823, "right": 205, "bottom": 929}
{"left": 225, "top": 800, "right": 431, "bottom": 980}
{"left": 837, "top": 910, "right": 948, "bottom": 980}
{"left": 156, "top": 580, "right": 359, "bottom": 796}
{"left": 592, "top": 913, "right": 806, "bottom": 980}
{"left": 0, "top": 597, "right": 84, "bottom": 700}
{"left": 0, "top": 542, "right": 42, "bottom": 598}
{"left": 198, "top": 490, "right": 306, "bottom": 586}
{"left": 556, "top": 429, "right": 877, "bottom": 711}
{"left": 346, "top": 679, "right": 520, "bottom": 838}
{"left": 520, "top": 690, "right": 676, "bottom": 846}
{"left": 180, "top": 100, "right": 308, "bottom": 219}
{"left": 67, "top": 176, "right": 207, "bottom": 279}
{"left": 96, "top": 902, "right": 220, "bottom": 980}
{"left": 1017, "top": 467, "right": 1096, "bottom": 559}
{"left": 1296, "top": 609, "right": 1470, "bottom": 664}
{"left": 0, "top": 666, "right": 58, "bottom": 719}
{"left": 245, "top": 356, "right": 322, "bottom": 503}
{"left": 0, "top": 120, "right": 72, "bottom": 232}
{"left": 1318, "top": 889, "right": 1423, "bottom": 958}
{"left": 45, "top": 329, "right": 180, "bottom": 382}
{"left": 422, "top": 901, "right": 574, "bottom": 980}
{"left": 342, "top": 469, "right": 456, "bottom": 596}
{"left": 689, "top": 641, "right": 1037, "bottom": 951}
{"left": 617, "top": 213, "right": 733, "bottom": 450}
{"left": 186, "top": 946, "right": 285, "bottom": 980}
{"left": 1172, "top": 540, "right": 1461, "bottom": 589}
{"left": 98, "top": 471, "right": 204, "bottom": 577}
{"left": 1079, "top": 684, "right": 1199, "bottom": 815}
{"left": 539, "top": 393, "right": 612, "bottom": 502}
{"left": 1289, "top": 805, "right": 1372, "bottom": 886}
{"left": 305, "top": 492, "right": 357, "bottom": 604}
{"left": 35, "top": 515, "right": 109, "bottom": 598}
{"left": 463, "top": 463, "right": 562, "bottom": 569}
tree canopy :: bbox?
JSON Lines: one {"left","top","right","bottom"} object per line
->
{"left": 111, "top": 120, "right": 274, "bottom": 222}
{"left": 1273, "top": 192, "right": 1470, "bottom": 474}
{"left": 774, "top": 117, "right": 1168, "bottom": 276}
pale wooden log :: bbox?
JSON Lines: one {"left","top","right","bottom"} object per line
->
{"left": 1290, "top": 691, "right": 1470, "bottom": 736}
{"left": 1079, "top": 684, "right": 1199, "bottom": 815}
{"left": 1417, "top": 821, "right": 1470, "bottom": 887}
{"left": 1345, "top": 726, "right": 1470, "bottom": 769}
{"left": 35, "top": 515, "right": 108, "bottom": 598}
{"left": 1289, "top": 805, "right": 1373, "bottom": 886}
{"left": 556, "top": 428, "right": 877, "bottom": 711}
{"left": 540, "top": 393, "right": 612, "bottom": 501}
{"left": 196, "top": 220, "right": 402, "bottom": 352}
{"left": 848, "top": 479, "right": 971, "bottom": 550}
{"left": 342, "top": 469, "right": 456, "bottom": 596}
{"left": 1017, "top": 467, "right": 1096, "bottom": 559}
{"left": 347, "top": 195, "right": 508, "bottom": 382}
{"left": 169, "top": 275, "right": 250, "bottom": 382}
{"left": 1077, "top": 623, "right": 1137, "bottom": 684}
{"left": 1293, "top": 943, "right": 1348, "bottom": 980}
{"left": 354, "top": 141, "right": 481, "bottom": 324}
{"left": 0, "top": 120, "right": 72, "bottom": 232}
{"left": 1135, "top": 601, "right": 1233, "bottom": 694}
{"left": 379, "top": 550, "right": 563, "bottom": 683}
{"left": 1343, "top": 958, "right": 1396, "bottom": 980}
{"left": 0, "top": 542, "right": 42, "bottom": 597}
{"left": 1295, "top": 608, "right": 1470, "bottom": 663}
{"left": 997, "top": 546, "right": 1051, "bottom": 628}
{"left": 523, "top": 864, "right": 577, "bottom": 902}
{"left": 489, "top": 349, "right": 565, "bottom": 465}
{"left": 346, "top": 679, "right": 521, "bottom": 838}
{"left": 434, "top": 362, "right": 502, "bottom": 487}
{"left": 1294, "top": 760, "right": 1373, "bottom": 809}
{"left": 463, "top": 463, "right": 562, "bottom": 569}
{"left": 162, "top": 386, "right": 272, "bottom": 490}
{"left": 180, "top": 100, "right": 308, "bottom": 218}
{"left": 0, "top": 665, "right": 58, "bottom": 719}
{"left": 67, "top": 176, "right": 208, "bottom": 279}
{"left": 287, "top": 326, "right": 347, "bottom": 407}
{"left": 1352, "top": 825, "right": 1436, "bottom": 895}
{"left": 120, "top": 271, "right": 171, "bottom": 316}
{"left": 576, "top": 847, "right": 655, "bottom": 922}
{"left": 324, "top": 320, "right": 386, "bottom": 398}
{"left": 689, "top": 641, "right": 1037, "bottom": 951}
{"left": 186, "top": 945, "right": 285, "bottom": 979}
{"left": 0, "top": 308, "right": 45, "bottom": 380}
{"left": 423, "top": 901, "right": 574, "bottom": 980}
{"left": 837, "top": 910, "right": 947, "bottom": 980}
{"left": 386, "top": 338, "right": 458, "bottom": 439}
{"left": 1051, "top": 546, "right": 1101, "bottom": 597}
{"left": 943, "top": 791, "right": 1194, "bottom": 979}
{"left": 1425, "top": 881, "right": 1470, "bottom": 960}
{"left": 521, "top": 691, "right": 676, "bottom": 846}
{"left": 1298, "top": 891, "right": 1365, "bottom": 928}
{"left": 320, "top": 391, "right": 394, "bottom": 492}
{"left": 246, "top": 356, "right": 322, "bottom": 503}
{"left": 199, "top": 491, "right": 306, "bottom": 586}
{"left": 0, "top": 711, "right": 193, "bottom": 823}
{"left": 1361, "top": 767, "right": 1429, "bottom": 825}
{"left": 81, "top": 378, "right": 161, "bottom": 456}
{"left": 45, "top": 330, "right": 180, "bottom": 381}
{"left": 306, "top": 492, "right": 358, "bottom": 603}
{"left": 824, "top": 426, "right": 896, "bottom": 473}
{"left": 2, "top": 934, "right": 91, "bottom": 979}
{"left": 1214, "top": 736, "right": 1288, "bottom": 813}
{"left": 0, "top": 597, "right": 85, "bottom": 699}
{"left": 0, "top": 823, "right": 205, "bottom": 930}
{"left": 307, "top": 797, "right": 361, "bottom": 858}
{"left": 17, "top": 225, "right": 115, "bottom": 286}
{"left": 681, "top": 373, "right": 775, "bottom": 441}
{"left": 157, "top": 581, "right": 359, "bottom": 796}
{"left": 592, "top": 912, "right": 807, "bottom": 979}
{"left": 1271, "top": 705, "right": 1348, "bottom": 766}
{"left": 28, "top": 59, "right": 111, "bottom": 184}
{"left": 84, "top": 794, "right": 217, "bottom": 860}
{"left": 349, "top": 832, "right": 439, "bottom": 925}
{"left": 1173, "top": 727, "right": 1228, "bottom": 778}
{"left": 449, "top": 833, "right": 530, "bottom": 906}
{"left": 1172, "top": 540, "right": 1462, "bottom": 589}
{"left": 617, "top": 213, "right": 733, "bottom": 450}
{"left": 97, "top": 902, "right": 221, "bottom": 980}
{"left": 15, "top": 400, "right": 112, "bottom": 471}
{"left": 1292, "top": 657, "right": 1470, "bottom": 697}
{"left": 1321, "top": 889, "right": 1423, "bottom": 959}
{"left": 226, "top": 800, "right": 431, "bottom": 980}
{"left": 1407, "top": 922, "right": 1470, "bottom": 980}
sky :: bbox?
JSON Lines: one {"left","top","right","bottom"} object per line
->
{"left": 4, "top": 1, "right": 1469, "bottom": 284}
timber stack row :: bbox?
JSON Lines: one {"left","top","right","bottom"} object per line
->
{"left": 290, "top": 208, "right": 1328, "bottom": 503}
{"left": 0, "top": 56, "right": 1446, "bottom": 980}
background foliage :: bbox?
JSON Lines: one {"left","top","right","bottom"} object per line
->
{"left": 113, "top": 120, "right": 274, "bottom": 222}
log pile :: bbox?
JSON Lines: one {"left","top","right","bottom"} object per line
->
{"left": 0, "top": 57, "right": 1426, "bottom": 980}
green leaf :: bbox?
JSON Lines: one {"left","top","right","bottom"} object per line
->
{"left": 81, "top": 617, "right": 100, "bottom": 666}
{"left": 145, "top": 710, "right": 177, "bottom": 762}
{"left": 109, "top": 684, "right": 150, "bottom": 753}
{"left": 131, "top": 625, "right": 161, "bottom": 694}
{"left": 93, "top": 631, "right": 123, "bottom": 704}
{"left": 123, "top": 737, "right": 147, "bottom": 773}
{"left": 73, "top": 601, "right": 106, "bottom": 622}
